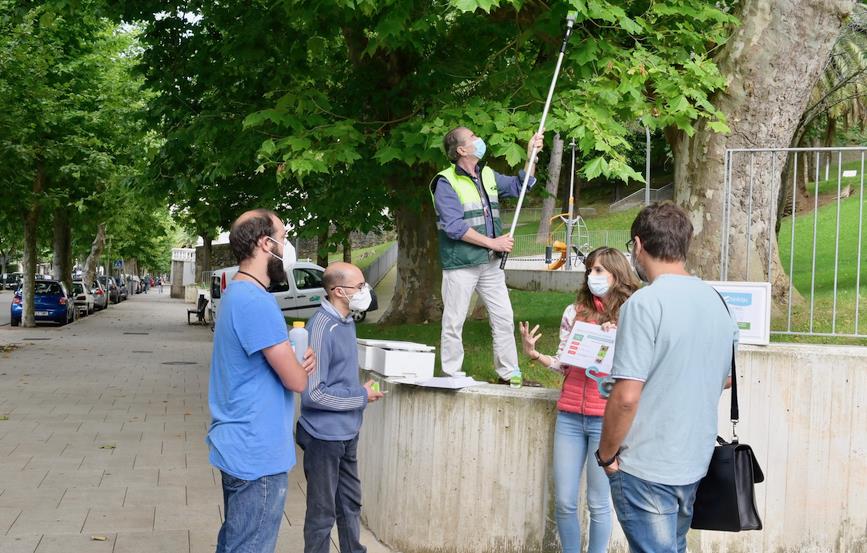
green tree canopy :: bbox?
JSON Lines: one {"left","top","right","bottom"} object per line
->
{"left": 104, "top": 0, "right": 736, "bottom": 321}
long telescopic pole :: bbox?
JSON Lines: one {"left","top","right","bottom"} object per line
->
{"left": 500, "top": 14, "right": 576, "bottom": 270}
{"left": 565, "top": 138, "right": 576, "bottom": 271}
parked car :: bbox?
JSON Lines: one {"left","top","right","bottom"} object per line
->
{"left": 1, "top": 272, "right": 22, "bottom": 290}
{"left": 208, "top": 262, "right": 378, "bottom": 323}
{"left": 115, "top": 277, "right": 128, "bottom": 301}
{"left": 71, "top": 281, "right": 95, "bottom": 316}
{"left": 89, "top": 279, "right": 109, "bottom": 311}
{"left": 97, "top": 276, "right": 120, "bottom": 304}
{"left": 9, "top": 279, "right": 75, "bottom": 326}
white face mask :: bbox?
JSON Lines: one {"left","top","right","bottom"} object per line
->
{"left": 587, "top": 274, "right": 611, "bottom": 297}
{"left": 266, "top": 236, "right": 296, "bottom": 274}
{"left": 344, "top": 283, "right": 372, "bottom": 312}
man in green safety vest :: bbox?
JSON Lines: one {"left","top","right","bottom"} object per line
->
{"left": 430, "top": 127, "right": 543, "bottom": 383}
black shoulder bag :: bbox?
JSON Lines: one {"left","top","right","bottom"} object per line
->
{"left": 690, "top": 297, "right": 765, "bottom": 532}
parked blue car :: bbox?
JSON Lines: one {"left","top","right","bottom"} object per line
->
{"left": 10, "top": 280, "right": 75, "bottom": 327}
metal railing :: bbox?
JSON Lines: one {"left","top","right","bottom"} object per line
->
{"left": 721, "top": 147, "right": 867, "bottom": 339}
{"left": 609, "top": 184, "right": 674, "bottom": 213}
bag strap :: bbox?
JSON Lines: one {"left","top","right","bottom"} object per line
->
{"left": 714, "top": 289, "right": 740, "bottom": 442}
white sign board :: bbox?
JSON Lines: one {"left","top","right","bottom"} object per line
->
{"left": 843, "top": 170, "right": 857, "bottom": 178}
{"left": 558, "top": 321, "right": 616, "bottom": 373}
{"left": 707, "top": 281, "right": 772, "bottom": 346}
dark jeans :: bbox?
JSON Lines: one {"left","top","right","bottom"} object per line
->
{"left": 216, "top": 470, "right": 288, "bottom": 553}
{"left": 296, "top": 423, "right": 366, "bottom": 553}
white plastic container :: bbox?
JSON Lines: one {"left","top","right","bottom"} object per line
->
{"left": 356, "top": 339, "right": 435, "bottom": 379}
{"left": 289, "top": 321, "right": 308, "bottom": 363}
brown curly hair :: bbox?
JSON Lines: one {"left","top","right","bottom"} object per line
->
{"left": 575, "top": 247, "right": 641, "bottom": 324}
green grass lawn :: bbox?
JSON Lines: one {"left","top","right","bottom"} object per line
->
{"left": 776, "top": 191, "right": 867, "bottom": 341}
{"left": 328, "top": 241, "right": 395, "bottom": 271}
{"left": 583, "top": 207, "right": 640, "bottom": 233}
{"left": 802, "top": 157, "right": 865, "bottom": 197}
{"left": 508, "top": 205, "right": 639, "bottom": 239}
{"left": 357, "top": 289, "right": 575, "bottom": 387}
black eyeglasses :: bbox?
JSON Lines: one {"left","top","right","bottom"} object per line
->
{"left": 331, "top": 282, "right": 369, "bottom": 293}
{"left": 625, "top": 238, "right": 635, "bottom": 254}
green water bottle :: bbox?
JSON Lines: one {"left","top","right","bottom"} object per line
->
{"left": 510, "top": 370, "right": 523, "bottom": 389}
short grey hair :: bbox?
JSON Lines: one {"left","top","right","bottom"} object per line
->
{"left": 443, "top": 127, "right": 468, "bottom": 163}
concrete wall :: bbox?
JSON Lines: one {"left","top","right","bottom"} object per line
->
{"left": 170, "top": 260, "right": 185, "bottom": 299}
{"left": 296, "top": 230, "right": 397, "bottom": 262}
{"left": 195, "top": 243, "right": 235, "bottom": 280}
{"left": 358, "top": 382, "right": 562, "bottom": 553}
{"left": 357, "top": 344, "right": 867, "bottom": 553}
{"left": 505, "top": 268, "right": 584, "bottom": 293}
{"left": 362, "top": 243, "right": 398, "bottom": 288}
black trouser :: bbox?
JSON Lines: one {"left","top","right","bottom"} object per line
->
{"left": 296, "top": 423, "right": 366, "bottom": 553}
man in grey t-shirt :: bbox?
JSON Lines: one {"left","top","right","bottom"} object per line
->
{"left": 596, "top": 203, "right": 738, "bottom": 553}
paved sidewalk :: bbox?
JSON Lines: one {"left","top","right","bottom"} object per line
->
{"left": 0, "top": 293, "right": 391, "bottom": 553}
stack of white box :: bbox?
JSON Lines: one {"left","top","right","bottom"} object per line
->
{"left": 357, "top": 339, "right": 436, "bottom": 380}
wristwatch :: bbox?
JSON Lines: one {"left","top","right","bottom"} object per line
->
{"left": 595, "top": 448, "right": 621, "bottom": 467}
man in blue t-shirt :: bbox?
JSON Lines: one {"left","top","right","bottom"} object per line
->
{"left": 597, "top": 203, "right": 738, "bottom": 553}
{"left": 207, "top": 209, "right": 316, "bottom": 553}
{"left": 297, "top": 261, "right": 383, "bottom": 553}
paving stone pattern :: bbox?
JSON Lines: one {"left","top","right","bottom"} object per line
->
{"left": 0, "top": 293, "right": 392, "bottom": 553}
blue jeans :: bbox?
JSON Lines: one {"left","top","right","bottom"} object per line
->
{"left": 553, "top": 412, "right": 612, "bottom": 553}
{"left": 216, "top": 470, "right": 288, "bottom": 553}
{"left": 608, "top": 470, "right": 700, "bottom": 553}
{"left": 296, "top": 424, "right": 366, "bottom": 553}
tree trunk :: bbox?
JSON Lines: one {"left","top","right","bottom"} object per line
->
{"left": 200, "top": 233, "right": 212, "bottom": 284}
{"left": 824, "top": 116, "right": 837, "bottom": 147}
{"left": 342, "top": 235, "right": 352, "bottom": 263}
{"left": 52, "top": 204, "right": 73, "bottom": 293}
{"left": 380, "top": 171, "right": 442, "bottom": 324}
{"left": 22, "top": 162, "right": 45, "bottom": 328}
{"left": 669, "top": 0, "right": 853, "bottom": 308}
{"left": 536, "top": 133, "right": 564, "bottom": 244}
{"left": 317, "top": 227, "right": 329, "bottom": 267}
{"left": 83, "top": 224, "right": 106, "bottom": 287}
{"left": 573, "top": 164, "right": 583, "bottom": 216}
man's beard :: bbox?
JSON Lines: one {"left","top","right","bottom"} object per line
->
{"left": 267, "top": 255, "right": 286, "bottom": 285}
{"left": 632, "top": 257, "right": 648, "bottom": 283}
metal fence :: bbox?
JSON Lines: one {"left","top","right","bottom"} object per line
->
{"left": 499, "top": 207, "right": 599, "bottom": 230}
{"left": 721, "top": 147, "right": 867, "bottom": 339}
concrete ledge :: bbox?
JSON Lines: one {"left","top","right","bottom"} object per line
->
{"left": 358, "top": 378, "right": 563, "bottom": 553}
{"left": 184, "top": 285, "right": 202, "bottom": 304}
{"left": 358, "top": 343, "right": 867, "bottom": 553}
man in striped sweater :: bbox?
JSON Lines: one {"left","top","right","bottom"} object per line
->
{"left": 297, "top": 261, "right": 384, "bottom": 553}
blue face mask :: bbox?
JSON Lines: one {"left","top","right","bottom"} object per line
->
{"left": 470, "top": 137, "right": 486, "bottom": 161}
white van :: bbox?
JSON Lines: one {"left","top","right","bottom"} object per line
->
{"left": 209, "top": 262, "right": 328, "bottom": 323}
